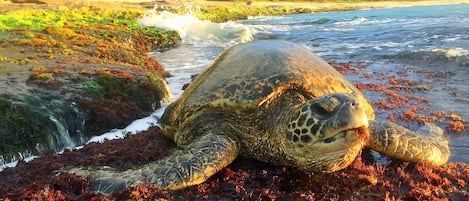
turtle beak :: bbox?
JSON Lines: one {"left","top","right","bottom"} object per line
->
{"left": 348, "top": 98, "right": 369, "bottom": 129}
{"left": 322, "top": 94, "right": 369, "bottom": 144}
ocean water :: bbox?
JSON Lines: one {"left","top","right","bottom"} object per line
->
{"left": 3, "top": 3, "right": 467, "bottom": 171}
{"left": 244, "top": 4, "right": 468, "bottom": 62}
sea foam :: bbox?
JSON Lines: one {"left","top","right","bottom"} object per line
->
{"left": 138, "top": 9, "right": 253, "bottom": 47}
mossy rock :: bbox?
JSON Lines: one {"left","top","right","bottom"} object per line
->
{"left": 0, "top": 96, "right": 81, "bottom": 163}
{"left": 0, "top": 6, "right": 177, "bottom": 164}
{"left": 76, "top": 73, "right": 170, "bottom": 134}
{"left": 0, "top": 71, "right": 171, "bottom": 163}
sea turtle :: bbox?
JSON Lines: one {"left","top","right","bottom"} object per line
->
{"left": 65, "top": 40, "right": 449, "bottom": 193}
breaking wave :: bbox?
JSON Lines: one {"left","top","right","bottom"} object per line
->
{"left": 334, "top": 17, "right": 368, "bottom": 26}
{"left": 138, "top": 9, "right": 253, "bottom": 47}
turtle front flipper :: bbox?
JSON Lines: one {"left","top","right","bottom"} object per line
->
{"left": 367, "top": 120, "right": 450, "bottom": 165}
{"left": 63, "top": 133, "right": 239, "bottom": 193}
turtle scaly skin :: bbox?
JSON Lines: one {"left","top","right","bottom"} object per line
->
{"left": 369, "top": 121, "right": 449, "bottom": 165}
{"left": 64, "top": 40, "right": 449, "bottom": 193}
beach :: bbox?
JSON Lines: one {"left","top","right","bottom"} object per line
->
{"left": 1, "top": 1, "right": 468, "bottom": 200}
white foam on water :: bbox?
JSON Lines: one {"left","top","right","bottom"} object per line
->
{"left": 86, "top": 111, "right": 162, "bottom": 143}
{"left": 334, "top": 17, "right": 368, "bottom": 26}
{"left": 0, "top": 156, "right": 36, "bottom": 172}
{"left": 138, "top": 10, "right": 253, "bottom": 47}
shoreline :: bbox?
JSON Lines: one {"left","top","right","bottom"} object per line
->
{"left": 182, "top": 0, "right": 469, "bottom": 10}
{"left": 2, "top": 1, "right": 468, "bottom": 23}
{"left": 1, "top": 1, "right": 468, "bottom": 200}
{"left": 156, "top": 0, "right": 469, "bottom": 22}
{"left": 1, "top": 1, "right": 468, "bottom": 17}
{"left": 245, "top": 0, "right": 469, "bottom": 10}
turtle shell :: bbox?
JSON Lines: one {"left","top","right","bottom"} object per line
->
{"left": 161, "top": 40, "right": 374, "bottom": 135}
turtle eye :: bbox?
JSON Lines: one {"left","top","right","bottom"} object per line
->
{"left": 313, "top": 103, "right": 329, "bottom": 115}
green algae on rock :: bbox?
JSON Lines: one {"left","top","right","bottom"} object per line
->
{"left": 75, "top": 73, "right": 170, "bottom": 134}
{"left": 0, "top": 6, "right": 180, "bottom": 164}
{"left": 165, "top": 3, "right": 307, "bottom": 23}
{"left": 161, "top": 1, "right": 358, "bottom": 23}
{"left": 0, "top": 6, "right": 144, "bottom": 32}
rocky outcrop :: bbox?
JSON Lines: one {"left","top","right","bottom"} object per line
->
{"left": 0, "top": 6, "right": 180, "bottom": 163}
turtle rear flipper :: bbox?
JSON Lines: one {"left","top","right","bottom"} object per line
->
{"left": 64, "top": 133, "right": 239, "bottom": 193}
{"left": 367, "top": 120, "right": 450, "bottom": 166}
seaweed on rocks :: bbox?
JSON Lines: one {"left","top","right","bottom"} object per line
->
{"left": 0, "top": 6, "right": 180, "bottom": 163}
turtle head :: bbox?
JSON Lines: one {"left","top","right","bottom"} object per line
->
{"left": 284, "top": 93, "right": 369, "bottom": 173}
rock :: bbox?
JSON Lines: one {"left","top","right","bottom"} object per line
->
{"left": 0, "top": 7, "right": 180, "bottom": 163}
